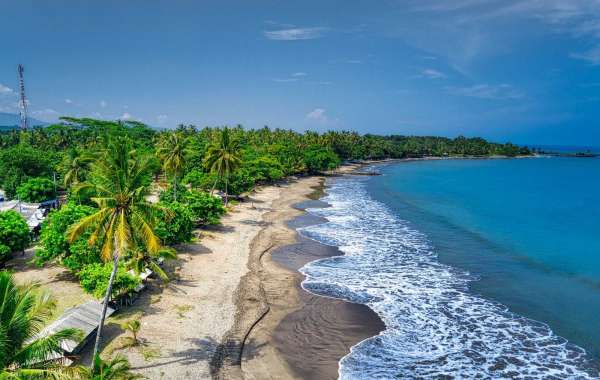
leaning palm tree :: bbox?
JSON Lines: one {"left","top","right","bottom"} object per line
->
{"left": 68, "top": 139, "right": 167, "bottom": 362}
{"left": 156, "top": 132, "right": 187, "bottom": 202}
{"left": 0, "top": 271, "right": 84, "bottom": 379}
{"left": 204, "top": 128, "right": 242, "bottom": 205}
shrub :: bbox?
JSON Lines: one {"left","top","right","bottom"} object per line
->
{"left": 0, "top": 145, "right": 54, "bottom": 199}
{"left": 158, "top": 183, "right": 189, "bottom": 203}
{"left": 35, "top": 203, "right": 100, "bottom": 270}
{"left": 183, "top": 169, "right": 209, "bottom": 190}
{"left": 184, "top": 191, "right": 225, "bottom": 225}
{"left": 303, "top": 145, "right": 341, "bottom": 173}
{"left": 156, "top": 202, "right": 193, "bottom": 245}
{"left": 16, "top": 178, "right": 55, "bottom": 203}
{"left": 78, "top": 263, "right": 140, "bottom": 299}
{"left": 246, "top": 155, "right": 284, "bottom": 183}
{"left": 0, "top": 210, "right": 30, "bottom": 260}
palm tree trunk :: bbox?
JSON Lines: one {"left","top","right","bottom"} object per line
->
{"left": 92, "top": 251, "right": 119, "bottom": 362}
{"left": 173, "top": 174, "right": 177, "bottom": 202}
{"left": 224, "top": 175, "right": 229, "bottom": 206}
{"left": 210, "top": 169, "right": 220, "bottom": 196}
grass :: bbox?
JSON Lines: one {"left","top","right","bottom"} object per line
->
{"left": 141, "top": 346, "right": 161, "bottom": 361}
{"left": 174, "top": 304, "right": 192, "bottom": 319}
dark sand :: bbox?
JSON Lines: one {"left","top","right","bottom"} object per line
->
{"left": 270, "top": 204, "right": 385, "bottom": 380}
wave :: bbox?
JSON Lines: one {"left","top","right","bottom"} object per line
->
{"left": 297, "top": 176, "right": 599, "bottom": 379}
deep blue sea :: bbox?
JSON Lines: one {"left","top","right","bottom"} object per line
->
{"left": 298, "top": 157, "right": 600, "bottom": 379}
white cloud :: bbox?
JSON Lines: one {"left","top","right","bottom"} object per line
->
{"left": 308, "top": 81, "right": 333, "bottom": 85}
{"left": 446, "top": 84, "right": 524, "bottom": 100}
{"left": 273, "top": 78, "right": 300, "bottom": 83}
{"left": 264, "top": 27, "right": 328, "bottom": 40}
{"left": 0, "top": 84, "right": 13, "bottom": 94}
{"left": 292, "top": 72, "right": 307, "bottom": 77}
{"left": 306, "top": 108, "right": 329, "bottom": 123}
{"left": 65, "top": 99, "right": 73, "bottom": 104}
{"left": 570, "top": 45, "right": 600, "bottom": 64}
{"left": 421, "top": 68, "right": 447, "bottom": 79}
{"left": 120, "top": 112, "right": 132, "bottom": 120}
{"left": 100, "top": 100, "right": 107, "bottom": 108}
{"left": 157, "top": 114, "right": 168, "bottom": 123}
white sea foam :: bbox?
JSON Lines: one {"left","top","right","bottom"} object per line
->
{"left": 298, "top": 176, "right": 600, "bottom": 379}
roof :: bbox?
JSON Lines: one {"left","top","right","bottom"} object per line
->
{"left": 37, "top": 300, "right": 115, "bottom": 354}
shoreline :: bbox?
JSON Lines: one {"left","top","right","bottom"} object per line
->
{"left": 215, "top": 163, "right": 385, "bottom": 380}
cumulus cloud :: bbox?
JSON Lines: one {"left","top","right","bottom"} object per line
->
{"left": 100, "top": 100, "right": 107, "bottom": 108}
{"left": 421, "top": 68, "right": 447, "bottom": 79}
{"left": 120, "top": 112, "right": 132, "bottom": 120}
{"left": 157, "top": 114, "right": 168, "bottom": 123}
{"left": 306, "top": 108, "right": 332, "bottom": 124}
{"left": 65, "top": 98, "right": 73, "bottom": 104}
{"left": 264, "top": 27, "right": 328, "bottom": 40}
{"left": 292, "top": 72, "right": 307, "bottom": 77}
{"left": 446, "top": 84, "right": 524, "bottom": 100}
{"left": 0, "top": 84, "right": 13, "bottom": 94}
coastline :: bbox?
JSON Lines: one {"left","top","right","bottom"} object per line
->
{"left": 214, "top": 164, "right": 385, "bottom": 380}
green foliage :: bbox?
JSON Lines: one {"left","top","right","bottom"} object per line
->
{"left": 303, "top": 145, "right": 341, "bottom": 173}
{"left": 245, "top": 154, "right": 284, "bottom": 182}
{"left": 36, "top": 203, "right": 99, "bottom": 270}
{"left": 16, "top": 177, "right": 55, "bottom": 202}
{"left": 0, "top": 210, "right": 30, "bottom": 260}
{"left": 78, "top": 262, "right": 141, "bottom": 299}
{"left": 184, "top": 191, "right": 226, "bottom": 225}
{"left": 0, "top": 144, "right": 55, "bottom": 198}
{"left": 0, "top": 271, "right": 84, "bottom": 377}
{"left": 158, "top": 182, "right": 189, "bottom": 203}
{"left": 183, "top": 169, "right": 209, "bottom": 190}
{"left": 156, "top": 202, "right": 194, "bottom": 245}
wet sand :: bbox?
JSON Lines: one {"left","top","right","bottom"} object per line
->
{"left": 219, "top": 173, "right": 385, "bottom": 380}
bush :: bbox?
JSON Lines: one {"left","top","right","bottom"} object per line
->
{"left": 16, "top": 178, "right": 55, "bottom": 203}
{"left": 158, "top": 183, "right": 189, "bottom": 204}
{"left": 78, "top": 262, "right": 141, "bottom": 299}
{"left": 35, "top": 203, "right": 100, "bottom": 270}
{"left": 156, "top": 202, "right": 193, "bottom": 245}
{"left": 184, "top": 191, "right": 225, "bottom": 225}
{"left": 303, "top": 145, "right": 341, "bottom": 174}
{"left": 183, "top": 169, "right": 209, "bottom": 190}
{"left": 0, "top": 145, "right": 54, "bottom": 199}
{"left": 0, "top": 210, "right": 30, "bottom": 260}
{"left": 246, "top": 155, "right": 284, "bottom": 183}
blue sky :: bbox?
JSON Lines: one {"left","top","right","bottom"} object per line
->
{"left": 1, "top": 0, "right": 599, "bottom": 145}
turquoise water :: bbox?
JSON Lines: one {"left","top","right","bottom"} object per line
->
{"left": 298, "top": 156, "right": 600, "bottom": 378}
{"left": 368, "top": 158, "right": 600, "bottom": 359}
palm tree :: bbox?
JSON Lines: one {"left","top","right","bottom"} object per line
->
{"left": 121, "top": 320, "right": 141, "bottom": 346}
{"left": 0, "top": 271, "right": 84, "bottom": 379}
{"left": 68, "top": 139, "right": 167, "bottom": 362}
{"left": 156, "top": 132, "right": 187, "bottom": 202}
{"left": 64, "top": 149, "right": 95, "bottom": 188}
{"left": 204, "top": 128, "right": 242, "bottom": 205}
{"left": 127, "top": 246, "right": 176, "bottom": 283}
{"left": 84, "top": 354, "right": 143, "bottom": 380}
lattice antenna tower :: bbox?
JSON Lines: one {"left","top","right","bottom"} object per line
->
{"left": 17, "top": 64, "right": 29, "bottom": 130}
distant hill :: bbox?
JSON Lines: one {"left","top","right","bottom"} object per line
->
{"left": 0, "top": 112, "right": 49, "bottom": 130}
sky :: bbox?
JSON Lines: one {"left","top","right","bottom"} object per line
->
{"left": 1, "top": 0, "right": 600, "bottom": 146}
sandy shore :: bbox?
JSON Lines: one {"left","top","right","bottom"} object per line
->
{"left": 214, "top": 167, "right": 385, "bottom": 380}
{"left": 103, "top": 184, "right": 282, "bottom": 379}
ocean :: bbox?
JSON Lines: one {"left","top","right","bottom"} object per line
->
{"left": 297, "top": 157, "right": 600, "bottom": 379}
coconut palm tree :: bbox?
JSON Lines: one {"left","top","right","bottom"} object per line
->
{"left": 127, "top": 246, "right": 176, "bottom": 282}
{"left": 0, "top": 271, "right": 84, "bottom": 379}
{"left": 64, "top": 149, "right": 95, "bottom": 188}
{"left": 156, "top": 132, "right": 187, "bottom": 202}
{"left": 84, "top": 354, "right": 143, "bottom": 380}
{"left": 68, "top": 139, "right": 167, "bottom": 362}
{"left": 204, "top": 128, "right": 242, "bottom": 205}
